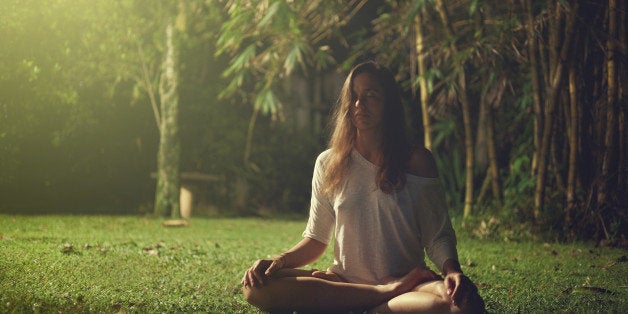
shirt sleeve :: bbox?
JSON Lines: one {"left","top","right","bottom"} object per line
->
{"left": 417, "top": 180, "right": 458, "bottom": 272}
{"left": 302, "top": 151, "right": 335, "bottom": 245}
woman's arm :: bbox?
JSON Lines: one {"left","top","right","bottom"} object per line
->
{"left": 408, "top": 147, "right": 476, "bottom": 306}
{"left": 242, "top": 237, "right": 327, "bottom": 287}
{"left": 279, "top": 237, "right": 328, "bottom": 269}
{"left": 409, "top": 147, "right": 458, "bottom": 272}
{"left": 442, "top": 258, "right": 479, "bottom": 307}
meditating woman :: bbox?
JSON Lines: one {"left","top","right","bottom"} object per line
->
{"left": 241, "top": 61, "right": 484, "bottom": 313}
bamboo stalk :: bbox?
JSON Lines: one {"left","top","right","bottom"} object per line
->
{"left": 435, "top": 0, "right": 475, "bottom": 217}
{"left": 487, "top": 94, "right": 502, "bottom": 208}
{"left": 598, "top": 0, "right": 618, "bottom": 208}
{"left": 618, "top": 0, "right": 626, "bottom": 192}
{"left": 566, "top": 54, "right": 578, "bottom": 226}
{"left": 415, "top": 12, "right": 432, "bottom": 150}
{"left": 524, "top": 0, "right": 543, "bottom": 180}
{"left": 534, "top": 1, "right": 578, "bottom": 220}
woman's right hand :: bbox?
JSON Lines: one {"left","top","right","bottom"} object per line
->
{"left": 241, "top": 238, "right": 325, "bottom": 287}
{"left": 416, "top": 266, "right": 442, "bottom": 283}
{"left": 241, "top": 255, "right": 286, "bottom": 287}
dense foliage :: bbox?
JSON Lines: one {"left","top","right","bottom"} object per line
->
{"left": 0, "top": 0, "right": 625, "bottom": 242}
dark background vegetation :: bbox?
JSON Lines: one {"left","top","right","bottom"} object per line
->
{"left": 0, "top": 0, "right": 625, "bottom": 243}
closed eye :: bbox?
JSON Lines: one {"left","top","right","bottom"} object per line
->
{"left": 365, "top": 90, "right": 381, "bottom": 99}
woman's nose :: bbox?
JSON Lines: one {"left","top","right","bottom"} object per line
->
{"left": 354, "top": 97, "right": 363, "bottom": 108}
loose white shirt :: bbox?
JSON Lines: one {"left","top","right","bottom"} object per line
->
{"left": 303, "top": 149, "right": 458, "bottom": 284}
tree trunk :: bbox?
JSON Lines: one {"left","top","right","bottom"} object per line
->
{"left": 534, "top": 2, "right": 577, "bottom": 221}
{"left": 618, "top": 0, "right": 626, "bottom": 195}
{"left": 478, "top": 73, "right": 502, "bottom": 209}
{"left": 477, "top": 81, "right": 488, "bottom": 169}
{"left": 551, "top": 101, "right": 566, "bottom": 193}
{"left": 435, "top": 0, "right": 475, "bottom": 217}
{"left": 477, "top": 171, "right": 491, "bottom": 205}
{"left": 415, "top": 12, "right": 432, "bottom": 150}
{"left": 487, "top": 101, "right": 502, "bottom": 208}
{"left": 154, "top": 22, "right": 181, "bottom": 218}
{"left": 460, "top": 73, "right": 474, "bottom": 218}
{"left": 525, "top": 0, "right": 543, "bottom": 180}
{"left": 565, "top": 55, "right": 579, "bottom": 227}
{"left": 486, "top": 81, "right": 506, "bottom": 209}
{"left": 598, "top": 0, "right": 618, "bottom": 210}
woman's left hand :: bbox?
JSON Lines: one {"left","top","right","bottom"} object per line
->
{"left": 444, "top": 272, "right": 477, "bottom": 306}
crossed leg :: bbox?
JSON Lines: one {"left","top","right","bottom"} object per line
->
{"left": 368, "top": 280, "right": 458, "bottom": 313}
{"left": 242, "top": 268, "right": 471, "bottom": 313}
{"left": 371, "top": 278, "right": 486, "bottom": 313}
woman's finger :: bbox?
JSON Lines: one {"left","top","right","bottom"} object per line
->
{"left": 445, "top": 275, "right": 462, "bottom": 306}
{"left": 252, "top": 267, "right": 267, "bottom": 286}
{"left": 444, "top": 276, "right": 453, "bottom": 295}
{"left": 244, "top": 268, "right": 256, "bottom": 287}
{"left": 451, "top": 277, "right": 461, "bottom": 302}
{"left": 241, "top": 270, "right": 247, "bottom": 286}
{"left": 264, "top": 260, "right": 279, "bottom": 276}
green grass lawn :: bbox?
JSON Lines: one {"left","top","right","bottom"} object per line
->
{"left": 0, "top": 215, "right": 626, "bottom": 313}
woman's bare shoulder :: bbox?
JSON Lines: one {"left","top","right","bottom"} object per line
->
{"left": 407, "top": 146, "right": 439, "bottom": 178}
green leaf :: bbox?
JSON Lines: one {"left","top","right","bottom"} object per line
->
{"left": 313, "top": 45, "right": 334, "bottom": 70}
{"left": 284, "top": 43, "right": 303, "bottom": 76}
{"left": 470, "top": 0, "right": 479, "bottom": 16}
{"left": 254, "top": 88, "right": 279, "bottom": 116}
{"left": 223, "top": 44, "right": 256, "bottom": 77}
{"left": 219, "top": 72, "right": 245, "bottom": 99}
{"left": 258, "top": 1, "right": 281, "bottom": 28}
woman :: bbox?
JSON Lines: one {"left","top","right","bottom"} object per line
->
{"left": 242, "top": 61, "right": 484, "bottom": 313}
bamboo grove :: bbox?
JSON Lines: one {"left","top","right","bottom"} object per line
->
{"left": 1, "top": 0, "right": 625, "bottom": 242}
{"left": 219, "top": 0, "right": 626, "bottom": 241}
{"left": 359, "top": 0, "right": 626, "bottom": 241}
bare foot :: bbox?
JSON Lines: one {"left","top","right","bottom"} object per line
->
{"left": 312, "top": 270, "right": 345, "bottom": 282}
{"left": 376, "top": 267, "right": 422, "bottom": 299}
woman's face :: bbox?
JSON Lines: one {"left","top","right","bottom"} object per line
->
{"left": 350, "top": 73, "right": 385, "bottom": 131}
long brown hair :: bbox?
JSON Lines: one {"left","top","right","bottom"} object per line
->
{"left": 323, "top": 61, "right": 411, "bottom": 195}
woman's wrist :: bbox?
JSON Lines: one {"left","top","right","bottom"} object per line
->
{"left": 417, "top": 265, "right": 442, "bottom": 280}
{"left": 274, "top": 253, "right": 287, "bottom": 268}
{"left": 442, "top": 258, "right": 463, "bottom": 275}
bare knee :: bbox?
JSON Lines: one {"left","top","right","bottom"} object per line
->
{"left": 245, "top": 283, "right": 295, "bottom": 313}
{"left": 438, "top": 292, "right": 485, "bottom": 314}
{"left": 243, "top": 285, "right": 274, "bottom": 311}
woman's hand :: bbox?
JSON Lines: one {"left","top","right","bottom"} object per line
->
{"left": 416, "top": 266, "right": 442, "bottom": 283}
{"left": 241, "top": 237, "right": 327, "bottom": 288}
{"left": 312, "top": 269, "right": 345, "bottom": 282}
{"left": 442, "top": 258, "right": 479, "bottom": 307}
{"left": 241, "top": 254, "right": 286, "bottom": 287}
{"left": 444, "top": 272, "right": 477, "bottom": 306}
